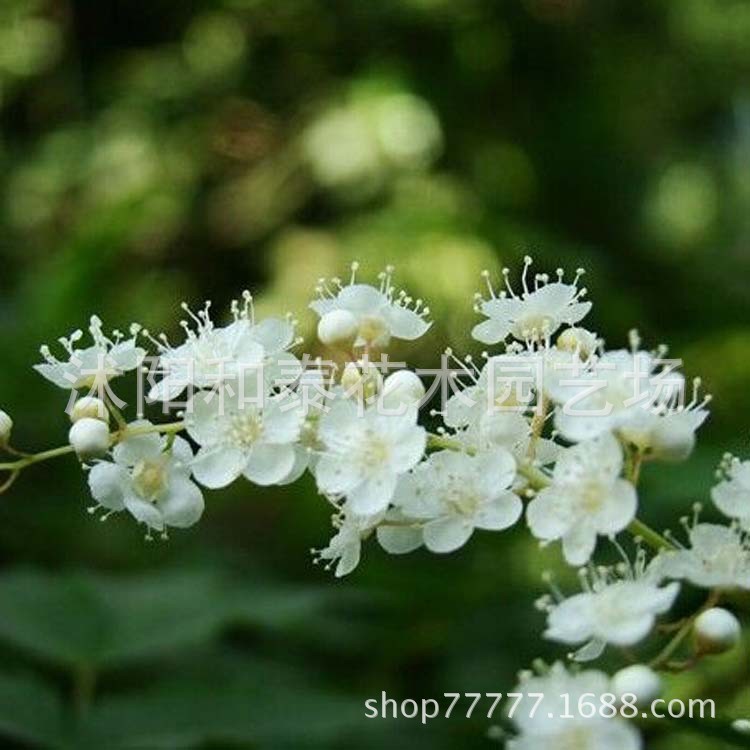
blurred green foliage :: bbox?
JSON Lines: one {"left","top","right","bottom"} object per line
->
{"left": 2, "top": 0, "right": 750, "bottom": 747}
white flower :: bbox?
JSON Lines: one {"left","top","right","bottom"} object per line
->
{"left": 0, "top": 409, "right": 13, "bottom": 445}
{"left": 392, "top": 448, "right": 521, "bottom": 553}
{"left": 87, "top": 422, "right": 204, "bottom": 533}
{"left": 507, "top": 662, "right": 642, "bottom": 750}
{"left": 313, "top": 507, "right": 383, "bottom": 578}
{"left": 712, "top": 453, "right": 750, "bottom": 526}
{"left": 526, "top": 434, "right": 637, "bottom": 565}
{"left": 540, "top": 561, "right": 679, "bottom": 662}
{"left": 655, "top": 521, "right": 750, "bottom": 590}
{"left": 185, "top": 371, "right": 303, "bottom": 488}
{"left": 315, "top": 399, "right": 426, "bottom": 515}
{"left": 147, "top": 293, "right": 299, "bottom": 401}
{"left": 551, "top": 347, "right": 709, "bottom": 451}
{"left": 69, "top": 418, "right": 111, "bottom": 459}
{"left": 309, "top": 263, "right": 431, "bottom": 348}
{"left": 35, "top": 316, "right": 145, "bottom": 390}
{"left": 472, "top": 258, "right": 591, "bottom": 345}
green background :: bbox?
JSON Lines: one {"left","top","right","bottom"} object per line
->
{"left": 1, "top": 0, "right": 749, "bottom": 747}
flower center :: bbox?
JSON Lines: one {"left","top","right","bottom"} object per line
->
{"left": 445, "top": 486, "right": 481, "bottom": 517}
{"left": 132, "top": 458, "right": 168, "bottom": 501}
{"left": 358, "top": 315, "right": 388, "bottom": 344}
{"left": 579, "top": 481, "right": 605, "bottom": 513}
{"left": 228, "top": 412, "right": 263, "bottom": 447}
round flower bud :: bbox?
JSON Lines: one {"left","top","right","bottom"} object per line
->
{"left": 381, "top": 370, "right": 425, "bottom": 409}
{"left": 694, "top": 607, "right": 741, "bottom": 655}
{"left": 0, "top": 409, "right": 13, "bottom": 446}
{"left": 70, "top": 396, "right": 110, "bottom": 424}
{"left": 556, "top": 327, "right": 598, "bottom": 358}
{"left": 69, "top": 418, "right": 110, "bottom": 460}
{"left": 649, "top": 418, "right": 696, "bottom": 462}
{"left": 611, "top": 664, "right": 662, "bottom": 705}
{"left": 317, "top": 310, "right": 358, "bottom": 346}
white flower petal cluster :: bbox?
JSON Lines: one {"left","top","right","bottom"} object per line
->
{"left": 35, "top": 316, "right": 145, "bottom": 390}
{"left": 712, "top": 453, "right": 750, "bottom": 526}
{"left": 526, "top": 434, "right": 637, "bottom": 564}
{"left": 550, "top": 348, "right": 709, "bottom": 458}
{"left": 315, "top": 399, "right": 426, "bottom": 514}
{"left": 391, "top": 448, "right": 522, "bottom": 553}
{"left": 186, "top": 370, "right": 303, "bottom": 489}
{"left": 507, "top": 663, "right": 642, "bottom": 750}
{"left": 472, "top": 257, "right": 591, "bottom": 345}
{"left": 656, "top": 522, "right": 750, "bottom": 590}
{"left": 310, "top": 263, "right": 431, "bottom": 348}
{"left": 541, "top": 561, "right": 679, "bottom": 662}
{"left": 147, "top": 293, "right": 299, "bottom": 402}
{"left": 88, "top": 421, "right": 204, "bottom": 534}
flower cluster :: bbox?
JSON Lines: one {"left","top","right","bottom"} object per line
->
{"left": 1, "top": 257, "right": 747, "bottom": 746}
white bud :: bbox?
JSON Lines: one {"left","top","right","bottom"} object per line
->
{"left": 69, "top": 418, "right": 110, "bottom": 459}
{"left": 70, "top": 397, "right": 110, "bottom": 424}
{"left": 0, "top": 410, "right": 12, "bottom": 446}
{"left": 556, "top": 327, "right": 598, "bottom": 358}
{"left": 649, "top": 418, "right": 696, "bottom": 462}
{"left": 381, "top": 370, "right": 425, "bottom": 409}
{"left": 611, "top": 664, "right": 662, "bottom": 705}
{"left": 317, "top": 310, "right": 358, "bottom": 346}
{"left": 732, "top": 719, "right": 750, "bottom": 735}
{"left": 694, "top": 607, "right": 741, "bottom": 655}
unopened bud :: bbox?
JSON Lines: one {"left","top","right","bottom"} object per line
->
{"left": 694, "top": 607, "right": 741, "bottom": 655}
{"left": 381, "top": 370, "right": 425, "bottom": 409}
{"left": 0, "top": 410, "right": 12, "bottom": 446}
{"left": 611, "top": 664, "right": 662, "bottom": 705}
{"left": 69, "top": 418, "right": 110, "bottom": 460}
{"left": 70, "top": 397, "right": 110, "bottom": 424}
{"left": 556, "top": 327, "right": 598, "bottom": 358}
{"left": 317, "top": 310, "right": 358, "bottom": 346}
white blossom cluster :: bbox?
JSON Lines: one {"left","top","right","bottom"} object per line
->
{"left": 3, "top": 257, "right": 749, "bottom": 746}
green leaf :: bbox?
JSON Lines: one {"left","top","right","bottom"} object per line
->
{"left": 78, "top": 656, "right": 367, "bottom": 749}
{"left": 0, "top": 671, "right": 64, "bottom": 748}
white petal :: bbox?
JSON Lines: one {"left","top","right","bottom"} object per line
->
{"left": 562, "top": 524, "right": 597, "bottom": 565}
{"left": 526, "top": 489, "right": 574, "bottom": 541}
{"left": 109, "top": 341, "right": 145, "bottom": 372}
{"left": 571, "top": 638, "right": 607, "bottom": 662}
{"left": 191, "top": 446, "right": 246, "bottom": 488}
{"left": 593, "top": 479, "right": 637, "bottom": 534}
{"left": 112, "top": 427, "right": 162, "bottom": 466}
{"left": 471, "top": 318, "right": 511, "bottom": 345}
{"left": 88, "top": 462, "right": 128, "bottom": 511}
{"left": 124, "top": 494, "right": 164, "bottom": 531}
{"left": 348, "top": 472, "right": 397, "bottom": 515}
{"left": 185, "top": 391, "right": 224, "bottom": 445}
{"left": 544, "top": 594, "right": 596, "bottom": 644}
{"left": 376, "top": 524, "right": 423, "bottom": 554}
{"left": 337, "top": 284, "right": 386, "bottom": 314}
{"left": 251, "top": 317, "right": 295, "bottom": 353}
{"left": 474, "top": 491, "right": 522, "bottom": 531}
{"left": 243, "top": 443, "right": 296, "bottom": 486}
{"left": 423, "top": 516, "right": 474, "bottom": 553}
{"left": 315, "top": 454, "right": 361, "bottom": 495}
{"left": 381, "top": 305, "right": 431, "bottom": 340}
{"left": 169, "top": 435, "right": 195, "bottom": 470}
{"left": 33, "top": 363, "right": 75, "bottom": 389}
{"left": 148, "top": 374, "right": 188, "bottom": 403}
{"left": 157, "top": 477, "right": 204, "bottom": 528}
{"left": 262, "top": 399, "right": 302, "bottom": 444}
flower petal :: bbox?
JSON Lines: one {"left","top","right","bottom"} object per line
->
{"left": 243, "top": 443, "right": 296, "bottom": 486}
{"left": 88, "top": 462, "right": 128, "bottom": 511}
{"left": 158, "top": 477, "right": 205, "bottom": 528}
{"left": 423, "top": 516, "right": 474, "bottom": 553}
{"left": 191, "top": 446, "right": 246, "bottom": 489}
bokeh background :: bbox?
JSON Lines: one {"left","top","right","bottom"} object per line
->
{"left": 1, "top": 0, "right": 750, "bottom": 747}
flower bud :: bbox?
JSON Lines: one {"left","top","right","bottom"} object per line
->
{"left": 556, "top": 327, "right": 598, "bottom": 358}
{"left": 611, "top": 664, "right": 662, "bottom": 705}
{"left": 69, "top": 418, "right": 110, "bottom": 459}
{"left": 70, "top": 396, "right": 110, "bottom": 424}
{"left": 694, "top": 607, "right": 741, "bottom": 655}
{"left": 341, "top": 361, "right": 382, "bottom": 401}
{"left": 317, "top": 310, "right": 358, "bottom": 346}
{"left": 381, "top": 370, "right": 425, "bottom": 410}
{"left": 0, "top": 409, "right": 12, "bottom": 446}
